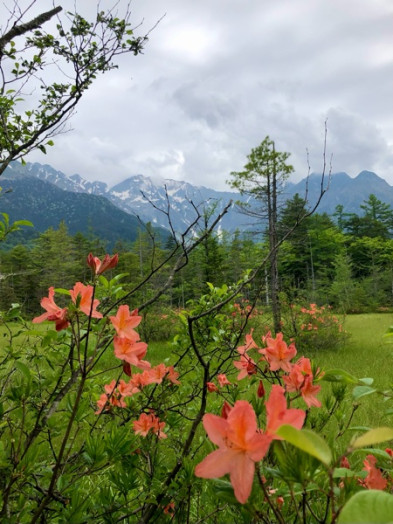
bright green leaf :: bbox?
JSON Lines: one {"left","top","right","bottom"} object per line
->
{"left": 352, "top": 427, "right": 393, "bottom": 448}
{"left": 338, "top": 490, "right": 393, "bottom": 523}
{"left": 322, "top": 369, "right": 358, "bottom": 384}
{"left": 358, "top": 377, "right": 374, "bottom": 386}
{"left": 14, "top": 361, "right": 31, "bottom": 382}
{"left": 13, "top": 219, "right": 33, "bottom": 227}
{"left": 332, "top": 467, "right": 357, "bottom": 479}
{"left": 352, "top": 386, "right": 377, "bottom": 400}
{"left": 275, "top": 425, "right": 332, "bottom": 466}
{"left": 53, "top": 288, "right": 70, "bottom": 296}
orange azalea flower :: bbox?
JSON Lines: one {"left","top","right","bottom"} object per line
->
{"left": 117, "top": 379, "right": 139, "bottom": 397}
{"left": 163, "top": 501, "right": 175, "bottom": 517}
{"left": 104, "top": 379, "right": 117, "bottom": 396}
{"left": 195, "top": 400, "right": 272, "bottom": 503}
{"left": 361, "top": 455, "right": 387, "bottom": 490}
{"left": 110, "top": 305, "right": 142, "bottom": 340}
{"left": 265, "top": 385, "right": 305, "bottom": 438}
{"left": 69, "top": 282, "right": 103, "bottom": 318}
{"left": 148, "top": 363, "right": 168, "bottom": 384}
{"left": 341, "top": 456, "right": 350, "bottom": 469}
{"left": 133, "top": 413, "right": 155, "bottom": 437}
{"left": 95, "top": 393, "right": 112, "bottom": 414}
{"left": 259, "top": 332, "right": 297, "bottom": 372}
{"left": 87, "top": 253, "right": 119, "bottom": 275}
{"left": 300, "top": 376, "right": 321, "bottom": 408}
{"left": 95, "top": 382, "right": 127, "bottom": 414}
{"left": 282, "top": 365, "right": 305, "bottom": 393}
{"left": 165, "top": 365, "right": 180, "bottom": 385}
{"left": 233, "top": 354, "right": 257, "bottom": 380}
{"left": 217, "top": 374, "right": 231, "bottom": 387}
{"left": 276, "top": 496, "right": 284, "bottom": 508}
{"left": 133, "top": 412, "right": 167, "bottom": 439}
{"left": 130, "top": 370, "right": 154, "bottom": 388}
{"left": 207, "top": 382, "right": 219, "bottom": 393}
{"left": 32, "top": 286, "right": 69, "bottom": 331}
{"left": 113, "top": 336, "right": 150, "bottom": 370}
{"left": 237, "top": 330, "right": 258, "bottom": 355}
{"left": 283, "top": 357, "right": 321, "bottom": 408}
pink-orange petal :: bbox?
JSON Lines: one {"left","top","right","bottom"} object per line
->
{"left": 227, "top": 401, "right": 257, "bottom": 448}
{"left": 202, "top": 414, "right": 228, "bottom": 448}
{"left": 247, "top": 433, "right": 273, "bottom": 462}
{"left": 229, "top": 452, "right": 256, "bottom": 504}
{"left": 195, "top": 448, "right": 234, "bottom": 479}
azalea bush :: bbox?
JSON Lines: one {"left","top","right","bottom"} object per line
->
{"left": 138, "top": 306, "right": 180, "bottom": 343}
{"left": 282, "top": 302, "right": 347, "bottom": 352}
{"left": 1, "top": 254, "right": 393, "bottom": 522}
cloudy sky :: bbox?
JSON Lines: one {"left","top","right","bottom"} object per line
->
{"left": 20, "top": 1, "right": 393, "bottom": 189}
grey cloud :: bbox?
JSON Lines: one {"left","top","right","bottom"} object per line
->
{"left": 21, "top": 0, "right": 393, "bottom": 191}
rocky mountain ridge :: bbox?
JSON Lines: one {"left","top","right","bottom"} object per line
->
{"left": 3, "top": 161, "right": 393, "bottom": 237}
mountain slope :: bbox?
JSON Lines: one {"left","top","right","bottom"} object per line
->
{"left": 5, "top": 162, "right": 260, "bottom": 233}
{"left": 4, "top": 162, "right": 393, "bottom": 238}
{"left": 286, "top": 171, "right": 393, "bottom": 215}
{"left": 0, "top": 175, "right": 163, "bottom": 248}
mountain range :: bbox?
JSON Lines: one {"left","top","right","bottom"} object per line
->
{"left": 1, "top": 161, "right": 393, "bottom": 246}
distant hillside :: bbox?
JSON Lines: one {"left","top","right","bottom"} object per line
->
{"left": 0, "top": 171, "right": 167, "bottom": 248}
{"left": 5, "top": 162, "right": 258, "bottom": 233}
{"left": 3, "top": 162, "right": 393, "bottom": 239}
{"left": 285, "top": 170, "right": 393, "bottom": 215}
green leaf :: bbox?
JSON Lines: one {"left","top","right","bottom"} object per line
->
{"left": 322, "top": 369, "right": 358, "bottom": 384}
{"left": 275, "top": 425, "right": 332, "bottom": 466}
{"left": 13, "top": 219, "right": 33, "bottom": 227}
{"left": 352, "top": 427, "right": 393, "bottom": 448}
{"left": 353, "top": 448, "right": 393, "bottom": 460}
{"left": 53, "top": 288, "right": 70, "bottom": 296}
{"left": 211, "top": 479, "right": 239, "bottom": 505}
{"left": 332, "top": 467, "right": 357, "bottom": 478}
{"left": 14, "top": 361, "right": 31, "bottom": 382}
{"left": 338, "top": 490, "right": 393, "bottom": 523}
{"left": 358, "top": 377, "right": 374, "bottom": 386}
{"left": 352, "top": 386, "right": 377, "bottom": 400}
{"left": 109, "top": 273, "right": 129, "bottom": 285}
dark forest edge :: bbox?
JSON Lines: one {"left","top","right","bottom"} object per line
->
{"left": 2, "top": 190, "right": 393, "bottom": 319}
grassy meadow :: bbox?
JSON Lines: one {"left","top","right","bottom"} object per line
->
{"left": 305, "top": 313, "right": 393, "bottom": 430}
{"left": 3, "top": 312, "right": 393, "bottom": 431}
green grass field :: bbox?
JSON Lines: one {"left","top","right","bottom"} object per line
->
{"left": 304, "top": 313, "right": 393, "bottom": 429}
{"left": 2, "top": 313, "right": 393, "bottom": 430}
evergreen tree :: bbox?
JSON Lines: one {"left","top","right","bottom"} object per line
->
{"left": 229, "top": 137, "right": 294, "bottom": 333}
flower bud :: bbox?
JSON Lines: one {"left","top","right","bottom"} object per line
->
{"left": 257, "top": 380, "right": 265, "bottom": 398}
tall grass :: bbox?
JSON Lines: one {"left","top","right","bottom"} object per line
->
{"left": 307, "top": 313, "right": 393, "bottom": 429}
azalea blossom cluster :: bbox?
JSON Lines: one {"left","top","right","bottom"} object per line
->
{"left": 133, "top": 412, "right": 167, "bottom": 439}
{"left": 96, "top": 305, "right": 180, "bottom": 424}
{"left": 33, "top": 282, "right": 102, "bottom": 330}
{"left": 196, "top": 331, "right": 327, "bottom": 503}
{"left": 96, "top": 365, "right": 180, "bottom": 414}
{"left": 232, "top": 331, "right": 323, "bottom": 408}
{"left": 33, "top": 254, "right": 180, "bottom": 441}
{"left": 32, "top": 253, "right": 119, "bottom": 330}
{"left": 232, "top": 300, "right": 261, "bottom": 319}
{"left": 297, "top": 303, "right": 342, "bottom": 333}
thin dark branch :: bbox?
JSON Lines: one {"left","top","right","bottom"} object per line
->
{"left": 0, "top": 6, "right": 63, "bottom": 52}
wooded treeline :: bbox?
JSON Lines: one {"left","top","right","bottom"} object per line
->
{"left": 2, "top": 191, "right": 393, "bottom": 317}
